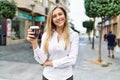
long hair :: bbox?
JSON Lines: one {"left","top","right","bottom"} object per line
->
{"left": 43, "top": 4, "right": 70, "bottom": 53}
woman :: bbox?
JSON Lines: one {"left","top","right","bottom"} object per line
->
{"left": 27, "top": 4, "right": 79, "bottom": 80}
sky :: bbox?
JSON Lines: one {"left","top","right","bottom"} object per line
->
{"left": 69, "top": 0, "right": 89, "bottom": 33}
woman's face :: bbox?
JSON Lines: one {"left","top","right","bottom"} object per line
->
{"left": 52, "top": 8, "right": 66, "bottom": 29}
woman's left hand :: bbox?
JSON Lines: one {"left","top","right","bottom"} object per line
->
{"left": 41, "top": 60, "right": 53, "bottom": 66}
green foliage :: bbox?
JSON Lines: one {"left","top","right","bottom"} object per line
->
{"left": 83, "top": 20, "right": 94, "bottom": 33}
{"left": 84, "top": 0, "right": 120, "bottom": 18}
{"left": 106, "top": 0, "right": 120, "bottom": 17}
{"left": 0, "top": 0, "right": 17, "bottom": 19}
{"left": 84, "top": 0, "right": 99, "bottom": 18}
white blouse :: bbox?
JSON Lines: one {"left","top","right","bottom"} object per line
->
{"left": 33, "top": 29, "right": 79, "bottom": 80}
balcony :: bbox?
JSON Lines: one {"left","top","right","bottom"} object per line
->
{"left": 14, "top": 0, "right": 46, "bottom": 16}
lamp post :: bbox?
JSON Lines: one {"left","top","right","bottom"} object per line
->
{"left": 30, "top": 4, "right": 35, "bottom": 26}
{"left": 29, "top": 3, "right": 35, "bottom": 48}
{"left": 92, "top": 18, "right": 95, "bottom": 49}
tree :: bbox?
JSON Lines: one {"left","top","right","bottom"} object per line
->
{"left": 0, "top": 0, "right": 17, "bottom": 19}
{"left": 84, "top": 0, "right": 99, "bottom": 49}
{"left": 96, "top": 0, "right": 120, "bottom": 63}
{"left": 83, "top": 20, "right": 94, "bottom": 43}
{"left": 84, "top": 0, "right": 120, "bottom": 64}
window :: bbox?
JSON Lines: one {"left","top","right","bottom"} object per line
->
{"left": 11, "top": 17, "right": 25, "bottom": 40}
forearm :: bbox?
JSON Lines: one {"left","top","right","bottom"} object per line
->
{"left": 32, "top": 40, "right": 39, "bottom": 49}
{"left": 34, "top": 47, "right": 48, "bottom": 64}
{"left": 41, "top": 60, "right": 53, "bottom": 66}
{"left": 52, "top": 55, "right": 77, "bottom": 68}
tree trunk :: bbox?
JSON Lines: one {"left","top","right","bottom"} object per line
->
{"left": 92, "top": 18, "right": 95, "bottom": 49}
{"left": 88, "top": 32, "right": 92, "bottom": 44}
{"left": 98, "top": 30, "right": 102, "bottom": 62}
{"left": 98, "top": 18, "right": 104, "bottom": 62}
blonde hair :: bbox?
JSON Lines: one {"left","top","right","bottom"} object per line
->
{"left": 43, "top": 4, "right": 70, "bottom": 53}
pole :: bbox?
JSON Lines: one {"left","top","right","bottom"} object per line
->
{"left": 32, "top": 12, "right": 34, "bottom": 26}
{"left": 92, "top": 18, "right": 95, "bottom": 49}
{"left": 30, "top": 4, "right": 35, "bottom": 26}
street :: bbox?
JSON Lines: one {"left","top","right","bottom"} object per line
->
{"left": 75, "top": 35, "right": 120, "bottom": 80}
{"left": 0, "top": 36, "right": 120, "bottom": 80}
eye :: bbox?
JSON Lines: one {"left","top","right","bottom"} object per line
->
{"left": 58, "top": 12, "right": 63, "bottom": 16}
{"left": 53, "top": 14, "right": 57, "bottom": 18}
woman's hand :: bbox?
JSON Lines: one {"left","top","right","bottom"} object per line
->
{"left": 27, "top": 29, "right": 38, "bottom": 49}
{"left": 41, "top": 60, "right": 53, "bottom": 66}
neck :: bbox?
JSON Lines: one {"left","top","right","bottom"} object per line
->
{"left": 56, "top": 28, "right": 63, "bottom": 35}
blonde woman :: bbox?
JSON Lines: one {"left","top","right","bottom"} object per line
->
{"left": 27, "top": 4, "right": 79, "bottom": 80}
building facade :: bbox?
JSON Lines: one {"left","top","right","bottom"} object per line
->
{"left": 5, "top": 0, "right": 47, "bottom": 45}
{"left": 104, "top": 14, "right": 120, "bottom": 45}
{"left": 96, "top": 14, "right": 120, "bottom": 45}
{"left": 2, "top": 0, "right": 70, "bottom": 45}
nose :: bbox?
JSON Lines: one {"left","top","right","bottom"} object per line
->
{"left": 56, "top": 15, "right": 60, "bottom": 20}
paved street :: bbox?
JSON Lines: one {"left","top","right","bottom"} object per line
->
{"left": 76, "top": 36, "right": 120, "bottom": 80}
{"left": 0, "top": 36, "right": 120, "bottom": 80}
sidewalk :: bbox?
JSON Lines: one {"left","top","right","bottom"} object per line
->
{"left": 74, "top": 39, "right": 120, "bottom": 80}
{"left": 0, "top": 42, "right": 43, "bottom": 80}
{"left": 0, "top": 40, "right": 120, "bottom": 80}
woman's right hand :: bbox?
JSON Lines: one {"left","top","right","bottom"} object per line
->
{"left": 27, "top": 29, "right": 38, "bottom": 49}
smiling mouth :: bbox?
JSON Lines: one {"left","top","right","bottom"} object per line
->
{"left": 57, "top": 22, "right": 63, "bottom": 25}
{"left": 58, "top": 20, "right": 63, "bottom": 23}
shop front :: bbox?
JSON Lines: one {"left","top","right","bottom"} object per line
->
{"left": 6, "top": 10, "right": 31, "bottom": 45}
{"left": 6, "top": 10, "right": 46, "bottom": 45}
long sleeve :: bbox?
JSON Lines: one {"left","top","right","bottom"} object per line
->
{"left": 33, "top": 33, "right": 48, "bottom": 64}
{"left": 52, "top": 32, "right": 79, "bottom": 68}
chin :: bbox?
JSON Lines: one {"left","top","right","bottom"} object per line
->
{"left": 58, "top": 24, "right": 64, "bottom": 27}
{"left": 57, "top": 25, "right": 64, "bottom": 28}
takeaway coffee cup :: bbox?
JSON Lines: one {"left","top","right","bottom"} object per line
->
{"left": 30, "top": 26, "right": 39, "bottom": 38}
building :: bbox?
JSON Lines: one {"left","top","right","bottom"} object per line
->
{"left": 1, "top": 0, "right": 70, "bottom": 45}
{"left": 97, "top": 14, "right": 120, "bottom": 45}
{"left": 5, "top": 0, "right": 47, "bottom": 45}
{"left": 104, "top": 14, "right": 120, "bottom": 46}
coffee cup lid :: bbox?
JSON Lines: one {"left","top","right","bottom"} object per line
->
{"left": 30, "top": 26, "right": 39, "bottom": 29}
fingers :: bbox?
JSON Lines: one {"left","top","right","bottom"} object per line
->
{"left": 27, "top": 29, "right": 36, "bottom": 42}
{"left": 28, "top": 29, "right": 34, "bottom": 36}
